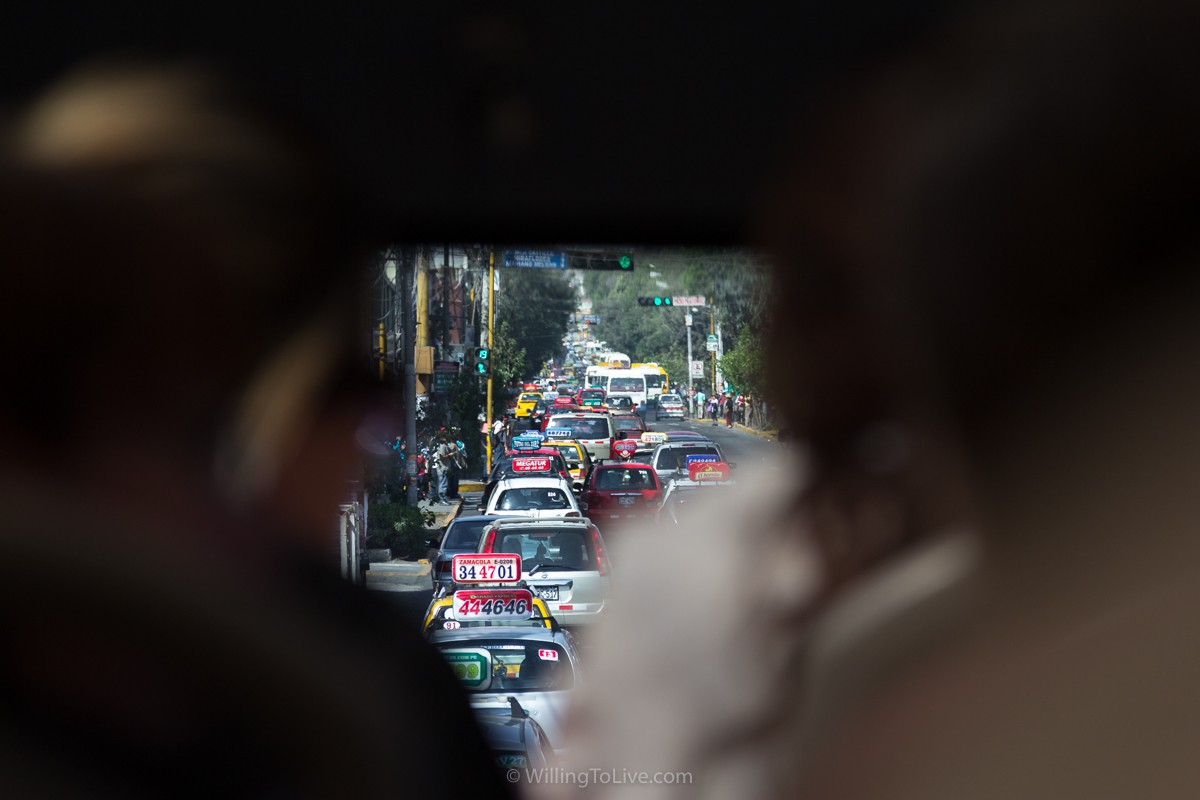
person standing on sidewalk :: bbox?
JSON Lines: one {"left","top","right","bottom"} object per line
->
{"left": 725, "top": 394, "right": 735, "bottom": 428}
{"left": 434, "top": 436, "right": 453, "bottom": 503}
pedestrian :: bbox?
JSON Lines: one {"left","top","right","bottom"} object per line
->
{"left": 724, "top": 393, "right": 734, "bottom": 428}
{"left": 709, "top": 394, "right": 720, "bottom": 426}
{"left": 434, "top": 436, "right": 453, "bottom": 503}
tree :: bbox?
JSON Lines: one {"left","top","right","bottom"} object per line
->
{"left": 495, "top": 268, "right": 576, "bottom": 379}
{"left": 718, "top": 326, "right": 771, "bottom": 427}
{"left": 489, "top": 319, "right": 524, "bottom": 419}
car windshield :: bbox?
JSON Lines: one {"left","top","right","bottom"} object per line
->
{"left": 644, "top": 374, "right": 664, "bottom": 389}
{"left": 553, "top": 418, "right": 609, "bottom": 439}
{"left": 494, "top": 528, "right": 595, "bottom": 571}
{"left": 444, "top": 519, "right": 491, "bottom": 549}
{"left": 496, "top": 487, "right": 573, "bottom": 511}
{"left": 596, "top": 468, "right": 656, "bottom": 491}
{"left": 438, "top": 640, "right": 574, "bottom": 693}
{"left": 608, "top": 377, "right": 643, "bottom": 392}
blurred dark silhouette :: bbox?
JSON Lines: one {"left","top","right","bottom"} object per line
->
{"left": 758, "top": 0, "right": 1200, "bottom": 797}
{"left": 0, "top": 60, "right": 510, "bottom": 797}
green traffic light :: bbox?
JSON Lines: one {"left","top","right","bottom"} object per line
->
{"left": 475, "top": 362, "right": 487, "bottom": 375}
{"left": 619, "top": 255, "right": 631, "bottom": 269}
{"left": 654, "top": 296, "right": 663, "bottom": 306}
{"left": 478, "top": 348, "right": 489, "bottom": 360}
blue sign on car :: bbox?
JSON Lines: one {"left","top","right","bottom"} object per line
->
{"left": 685, "top": 454, "right": 719, "bottom": 466}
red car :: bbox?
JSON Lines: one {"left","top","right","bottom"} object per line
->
{"left": 611, "top": 413, "right": 647, "bottom": 440}
{"left": 581, "top": 462, "right": 663, "bottom": 526}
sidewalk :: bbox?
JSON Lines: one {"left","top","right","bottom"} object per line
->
{"left": 732, "top": 422, "right": 779, "bottom": 442}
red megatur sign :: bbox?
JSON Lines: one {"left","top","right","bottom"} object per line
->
{"left": 688, "top": 461, "right": 731, "bottom": 482}
{"left": 553, "top": 396, "right": 575, "bottom": 406}
{"left": 612, "top": 439, "right": 639, "bottom": 459}
{"left": 512, "top": 457, "right": 552, "bottom": 472}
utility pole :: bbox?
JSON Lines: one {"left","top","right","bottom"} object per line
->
{"left": 710, "top": 301, "right": 717, "bottom": 395}
{"left": 402, "top": 245, "right": 419, "bottom": 506}
{"left": 442, "top": 243, "right": 451, "bottom": 351}
{"left": 485, "top": 247, "right": 496, "bottom": 471}
{"left": 685, "top": 310, "right": 694, "bottom": 410}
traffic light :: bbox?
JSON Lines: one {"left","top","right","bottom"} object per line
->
{"left": 637, "top": 296, "right": 673, "bottom": 307}
{"left": 568, "top": 253, "right": 635, "bottom": 271}
{"left": 473, "top": 346, "right": 491, "bottom": 376}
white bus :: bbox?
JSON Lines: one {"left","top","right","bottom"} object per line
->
{"left": 585, "top": 365, "right": 611, "bottom": 390}
{"left": 603, "top": 369, "right": 648, "bottom": 408}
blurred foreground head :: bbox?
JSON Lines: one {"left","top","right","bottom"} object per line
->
{"left": 0, "top": 58, "right": 371, "bottom": 539}
{"left": 760, "top": 0, "right": 1200, "bottom": 796}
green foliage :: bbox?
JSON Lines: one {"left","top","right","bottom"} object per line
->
{"left": 490, "top": 319, "right": 525, "bottom": 418}
{"left": 367, "top": 502, "right": 436, "bottom": 556}
{"left": 446, "top": 369, "right": 484, "bottom": 472}
{"left": 580, "top": 248, "right": 770, "bottom": 394}
{"left": 495, "top": 268, "right": 576, "bottom": 379}
{"left": 718, "top": 326, "right": 766, "bottom": 397}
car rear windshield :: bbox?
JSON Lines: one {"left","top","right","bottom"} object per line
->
{"left": 659, "top": 394, "right": 681, "bottom": 403}
{"left": 596, "top": 467, "right": 657, "bottom": 491}
{"left": 496, "top": 487, "right": 573, "bottom": 511}
{"left": 494, "top": 528, "right": 596, "bottom": 571}
{"left": 438, "top": 640, "right": 574, "bottom": 692}
{"left": 552, "top": 418, "right": 610, "bottom": 439}
{"left": 444, "top": 519, "right": 491, "bottom": 549}
{"left": 580, "top": 389, "right": 604, "bottom": 399}
{"left": 608, "top": 377, "right": 644, "bottom": 393}
{"left": 655, "top": 446, "right": 722, "bottom": 471}
{"left": 644, "top": 374, "right": 664, "bottom": 389}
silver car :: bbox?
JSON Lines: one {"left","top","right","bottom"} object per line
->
{"left": 648, "top": 440, "right": 728, "bottom": 485}
{"left": 656, "top": 393, "right": 686, "bottom": 418}
{"left": 479, "top": 516, "right": 611, "bottom": 626}
{"left": 430, "top": 626, "right": 583, "bottom": 754}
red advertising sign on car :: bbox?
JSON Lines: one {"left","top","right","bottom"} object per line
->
{"left": 453, "top": 589, "right": 534, "bottom": 621}
{"left": 612, "top": 439, "right": 639, "bottom": 459}
{"left": 553, "top": 395, "right": 575, "bottom": 406}
{"left": 512, "top": 457, "right": 552, "bottom": 472}
{"left": 688, "top": 461, "right": 731, "bottom": 482}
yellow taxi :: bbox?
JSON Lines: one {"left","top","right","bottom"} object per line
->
{"left": 515, "top": 391, "right": 544, "bottom": 418}
{"left": 421, "top": 594, "right": 556, "bottom": 636}
{"left": 539, "top": 438, "right": 594, "bottom": 492}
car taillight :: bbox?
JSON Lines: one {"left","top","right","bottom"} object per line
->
{"left": 437, "top": 559, "right": 452, "bottom": 575}
{"left": 590, "top": 525, "right": 608, "bottom": 576}
{"left": 481, "top": 528, "right": 497, "bottom": 553}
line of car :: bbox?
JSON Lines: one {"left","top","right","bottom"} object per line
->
{"left": 422, "top": 411, "right": 738, "bottom": 781}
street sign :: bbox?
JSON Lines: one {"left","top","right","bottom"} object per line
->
{"left": 672, "top": 296, "right": 706, "bottom": 307}
{"left": 690, "top": 360, "right": 705, "bottom": 378}
{"left": 581, "top": 314, "right": 601, "bottom": 324}
{"left": 503, "top": 250, "right": 568, "bottom": 269}
{"left": 706, "top": 334, "right": 719, "bottom": 352}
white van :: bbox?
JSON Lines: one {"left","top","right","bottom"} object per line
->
{"left": 603, "top": 369, "right": 648, "bottom": 408}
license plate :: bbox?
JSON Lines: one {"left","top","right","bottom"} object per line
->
{"left": 534, "top": 586, "right": 559, "bottom": 601}
{"left": 618, "top": 496, "right": 636, "bottom": 506}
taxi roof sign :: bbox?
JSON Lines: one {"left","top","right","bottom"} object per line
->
{"left": 688, "top": 461, "right": 731, "bottom": 482}
{"left": 613, "top": 439, "right": 639, "bottom": 459}
{"left": 511, "top": 436, "right": 542, "bottom": 451}
{"left": 545, "top": 428, "right": 573, "bottom": 439}
{"left": 453, "top": 588, "right": 535, "bottom": 622}
{"left": 685, "top": 454, "right": 719, "bottom": 467}
{"left": 640, "top": 432, "right": 667, "bottom": 445}
{"left": 512, "top": 456, "right": 553, "bottom": 473}
{"left": 452, "top": 553, "right": 521, "bottom": 583}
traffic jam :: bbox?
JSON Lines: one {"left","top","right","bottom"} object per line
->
{"left": 422, "top": 369, "right": 743, "bottom": 779}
